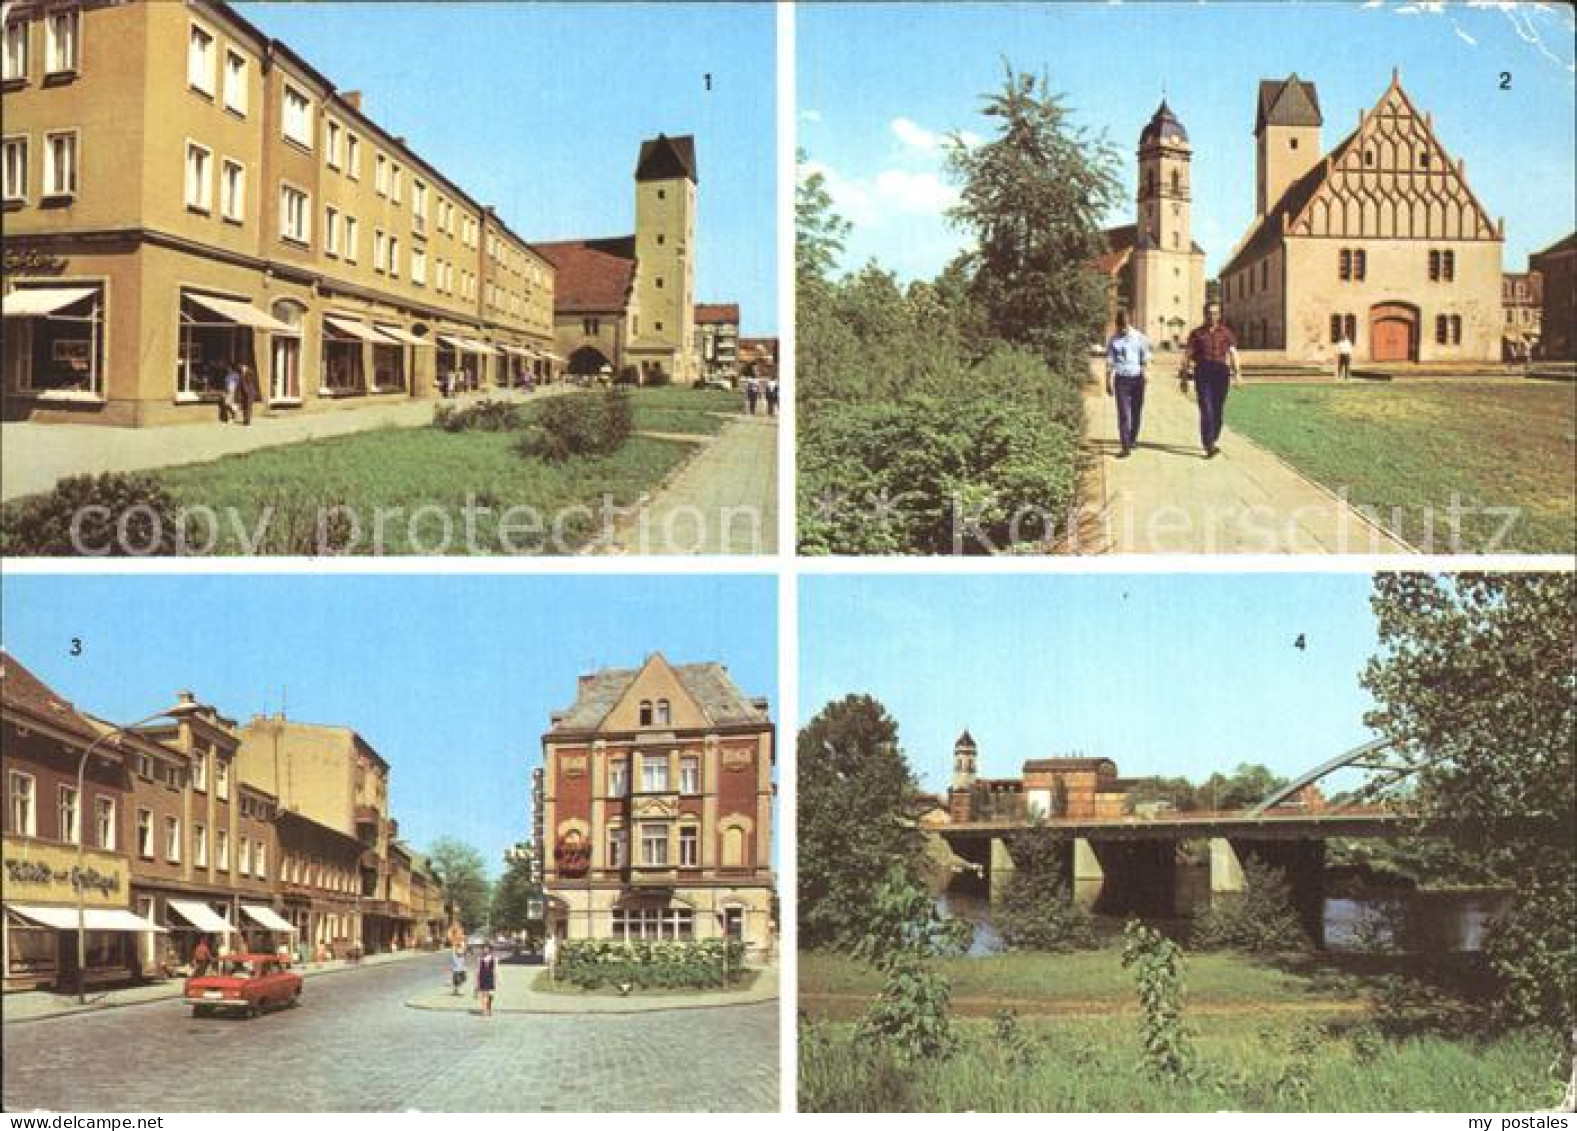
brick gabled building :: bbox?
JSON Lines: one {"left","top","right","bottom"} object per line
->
{"left": 539, "top": 653, "right": 774, "bottom": 953}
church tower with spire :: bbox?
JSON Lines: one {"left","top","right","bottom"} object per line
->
{"left": 1130, "top": 101, "right": 1208, "bottom": 348}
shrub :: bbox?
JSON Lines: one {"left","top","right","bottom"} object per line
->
{"left": 555, "top": 938, "right": 746, "bottom": 991}
{"left": 998, "top": 874, "right": 1096, "bottom": 952}
{"left": 0, "top": 473, "right": 183, "bottom": 557}
{"left": 433, "top": 398, "right": 522, "bottom": 432}
{"left": 516, "top": 390, "right": 633, "bottom": 462}
{"left": 1121, "top": 919, "right": 1194, "bottom": 1080}
{"left": 645, "top": 367, "right": 673, "bottom": 387}
{"left": 1191, "top": 856, "right": 1312, "bottom": 953}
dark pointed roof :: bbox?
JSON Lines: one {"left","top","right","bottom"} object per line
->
{"left": 547, "top": 659, "right": 767, "bottom": 733}
{"left": 1140, "top": 100, "right": 1188, "bottom": 146}
{"left": 1257, "top": 75, "right": 1323, "bottom": 132}
{"left": 635, "top": 134, "right": 698, "bottom": 184}
{"left": 955, "top": 729, "right": 977, "bottom": 750}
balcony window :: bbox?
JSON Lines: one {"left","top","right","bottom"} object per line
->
{"left": 282, "top": 84, "right": 312, "bottom": 148}
{"left": 42, "top": 130, "right": 77, "bottom": 199}
{"left": 7, "top": 771, "right": 35, "bottom": 836}
{"left": 640, "top": 755, "right": 669, "bottom": 793}
{"left": 44, "top": 10, "right": 78, "bottom": 76}
{"left": 223, "top": 49, "right": 247, "bottom": 115}
{"left": 3, "top": 21, "right": 27, "bottom": 83}
{"left": 3, "top": 136, "right": 27, "bottom": 203}
{"left": 639, "top": 824, "right": 668, "bottom": 867}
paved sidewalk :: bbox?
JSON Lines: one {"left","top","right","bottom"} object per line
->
{"left": 593, "top": 413, "right": 778, "bottom": 555}
{"left": 405, "top": 961, "right": 780, "bottom": 1015}
{"left": 0, "top": 948, "right": 428, "bottom": 1024}
{"left": 1, "top": 387, "right": 568, "bottom": 502}
{"left": 1081, "top": 370, "right": 1410, "bottom": 554}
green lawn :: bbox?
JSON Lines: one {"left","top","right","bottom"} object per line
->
{"left": 1228, "top": 380, "right": 1576, "bottom": 553}
{"left": 629, "top": 386, "right": 740, "bottom": 437}
{"left": 799, "top": 949, "right": 1565, "bottom": 1112}
{"left": 139, "top": 392, "right": 707, "bottom": 555}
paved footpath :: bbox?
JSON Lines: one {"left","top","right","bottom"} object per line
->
{"left": 1081, "top": 366, "right": 1410, "bottom": 554}
{"left": 2, "top": 954, "right": 778, "bottom": 1112}
{"left": 1, "top": 387, "right": 567, "bottom": 502}
{"left": 594, "top": 412, "right": 778, "bottom": 555}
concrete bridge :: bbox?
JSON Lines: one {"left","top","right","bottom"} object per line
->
{"left": 935, "top": 807, "right": 1423, "bottom": 944}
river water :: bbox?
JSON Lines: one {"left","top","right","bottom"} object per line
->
{"left": 939, "top": 887, "right": 1509, "bottom": 956}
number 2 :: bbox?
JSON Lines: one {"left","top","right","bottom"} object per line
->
{"left": 1499, "top": 72, "right": 1511, "bottom": 90}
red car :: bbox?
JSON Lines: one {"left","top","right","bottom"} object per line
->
{"left": 185, "top": 953, "right": 302, "bottom": 1018}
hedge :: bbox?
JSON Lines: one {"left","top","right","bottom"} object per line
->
{"left": 557, "top": 938, "right": 748, "bottom": 990}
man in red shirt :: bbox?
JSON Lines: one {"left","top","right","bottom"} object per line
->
{"left": 1181, "top": 300, "right": 1241, "bottom": 458}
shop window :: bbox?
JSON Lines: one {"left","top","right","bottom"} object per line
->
{"left": 372, "top": 343, "right": 405, "bottom": 392}
{"left": 177, "top": 292, "right": 248, "bottom": 400}
{"left": 322, "top": 322, "right": 366, "bottom": 394}
{"left": 6, "top": 914, "right": 56, "bottom": 979}
{"left": 269, "top": 299, "right": 303, "bottom": 403}
{"left": 9, "top": 284, "right": 104, "bottom": 396}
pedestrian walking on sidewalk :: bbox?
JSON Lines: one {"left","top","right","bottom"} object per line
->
{"left": 1334, "top": 332, "right": 1354, "bottom": 380}
{"left": 449, "top": 945, "right": 466, "bottom": 996}
{"left": 476, "top": 943, "right": 497, "bottom": 1017}
{"left": 1181, "top": 300, "right": 1241, "bottom": 459}
{"left": 1105, "top": 309, "right": 1151, "bottom": 458}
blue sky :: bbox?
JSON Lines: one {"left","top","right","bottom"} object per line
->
{"left": 245, "top": 2, "right": 778, "bottom": 333}
{"left": 800, "top": 573, "right": 1385, "bottom": 796}
{"left": 798, "top": 1, "right": 1576, "bottom": 282}
{"left": 2, "top": 573, "right": 777, "bottom": 877}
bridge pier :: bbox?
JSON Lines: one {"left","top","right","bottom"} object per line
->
{"left": 1071, "top": 837, "right": 1104, "bottom": 907}
{"left": 1210, "top": 837, "right": 1245, "bottom": 895}
{"left": 989, "top": 835, "right": 1017, "bottom": 897}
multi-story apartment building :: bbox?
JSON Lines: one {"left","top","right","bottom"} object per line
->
{"left": 694, "top": 302, "right": 739, "bottom": 383}
{"left": 235, "top": 714, "right": 399, "bottom": 952}
{"left": 1, "top": 652, "right": 147, "bottom": 992}
{"left": 1529, "top": 233, "right": 1575, "bottom": 361}
{"left": 128, "top": 701, "right": 289, "bottom": 970}
{"left": 0, "top": 0, "right": 556, "bottom": 426}
{"left": 539, "top": 654, "right": 775, "bottom": 954}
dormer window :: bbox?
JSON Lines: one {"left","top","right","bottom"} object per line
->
{"left": 656, "top": 699, "right": 671, "bottom": 726}
{"left": 639, "top": 700, "right": 653, "bottom": 726}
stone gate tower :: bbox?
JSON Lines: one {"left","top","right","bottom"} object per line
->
{"left": 629, "top": 134, "right": 698, "bottom": 383}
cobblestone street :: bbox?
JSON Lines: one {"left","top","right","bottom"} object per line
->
{"left": 2, "top": 957, "right": 778, "bottom": 1112}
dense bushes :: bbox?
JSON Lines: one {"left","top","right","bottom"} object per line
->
{"left": 517, "top": 389, "right": 633, "bottom": 461}
{"left": 1191, "top": 857, "right": 1312, "bottom": 953}
{"left": 433, "top": 398, "right": 522, "bottom": 432}
{"left": 0, "top": 472, "right": 182, "bottom": 556}
{"left": 556, "top": 938, "right": 747, "bottom": 991}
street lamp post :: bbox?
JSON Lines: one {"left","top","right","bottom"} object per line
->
{"left": 74, "top": 692, "right": 205, "bottom": 1005}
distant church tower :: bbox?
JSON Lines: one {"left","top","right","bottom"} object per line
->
{"left": 951, "top": 730, "right": 978, "bottom": 790}
{"left": 1131, "top": 101, "right": 1206, "bottom": 348}
{"left": 630, "top": 134, "right": 698, "bottom": 383}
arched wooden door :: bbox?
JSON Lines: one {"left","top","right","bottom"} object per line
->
{"left": 1369, "top": 302, "right": 1418, "bottom": 362}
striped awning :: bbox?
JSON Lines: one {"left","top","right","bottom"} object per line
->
{"left": 324, "top": 315, "right": 399, "bottom": 344}
{"left": 185, "top": 293, "right": 296, "bottom": 332}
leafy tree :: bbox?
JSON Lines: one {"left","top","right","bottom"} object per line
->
{"left": 1197, "top": 763, "right": 1288, "bottom": 812}
{"left": 946, "top": 63, "right": 1121, "bottom": 375}
{"left": 1362, "top": 573, "right": 1576, "bottom": 1029}
{"left": 1191, "top": 856, "right": 1312, "bottom": 953}
{"left": 490, "top": 844, "right": 539, "bottom": 937}
{"left": 798, "top": 696, "right": 926, "bottom": 949}
{"left": 796, "top": 148, "right": 850, "bottom": 291}
{"left": 426, "top": 837, "right": 493, "bottom": 933}
{"left": 997, "top": 825, "right": 1096, "bottom": 951}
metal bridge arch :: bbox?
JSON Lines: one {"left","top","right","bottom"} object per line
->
{"left": 1248, "top": 737, "right": 1400, "bottom": 816}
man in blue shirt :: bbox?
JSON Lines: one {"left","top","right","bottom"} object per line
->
{"left": 1105, "top": 309, "right": 1152, "bottom": 457}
